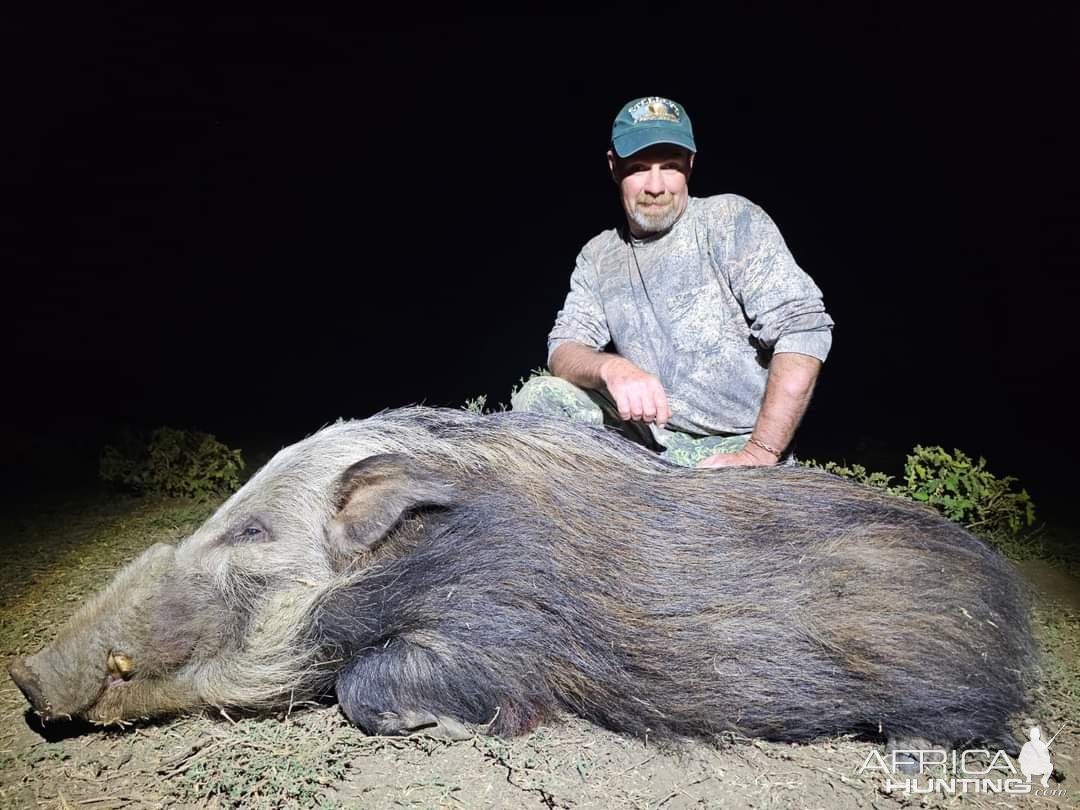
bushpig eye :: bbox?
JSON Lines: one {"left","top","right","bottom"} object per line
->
{"left": 230, "top": 518, "right": 271, "bottom": 543}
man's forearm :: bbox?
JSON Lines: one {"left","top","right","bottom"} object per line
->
{"left": 747, "top": 352, "right": 822, "bottom": 460}
{"left": 550, "top": 342, "right": 672, "bottom": 426}
{"left": 549, "top": 342, "right": 624, "bottom": 389}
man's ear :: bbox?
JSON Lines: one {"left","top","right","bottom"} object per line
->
{"left": 325, "top": 454, "right": 455, "bottom": 568}
{"left": 687, "top": 151, "right": 695, "bottom": 179}
{"left": 607, "top": 148, "right": 619, "bottom": 184}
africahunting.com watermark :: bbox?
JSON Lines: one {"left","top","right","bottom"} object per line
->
{"left": 858, "top": 724, "right": 1067, "bottom": 798}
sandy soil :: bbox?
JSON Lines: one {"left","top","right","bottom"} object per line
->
{"left": 1, "top": 492, "right": 1076, "bottom": 809}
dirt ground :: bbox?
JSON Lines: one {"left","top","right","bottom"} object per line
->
{"left": 1, "top": 491, "right": 1077, "bottom": 809}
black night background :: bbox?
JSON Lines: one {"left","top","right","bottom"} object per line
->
{"left": 4, "top": 7, "right": 1079, "bottom": 533}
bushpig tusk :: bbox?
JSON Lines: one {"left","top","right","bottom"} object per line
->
{"left": 107, "top": 651, "right": 135, "bottom": 678}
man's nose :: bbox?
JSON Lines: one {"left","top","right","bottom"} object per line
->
{"left": 643, "top": 165, "right": 666, "bottom": 195}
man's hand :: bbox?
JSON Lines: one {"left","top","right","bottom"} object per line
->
{"left": 548, "top": 344, "right": 672, "bottom": 426}
{"left": 697, "top": 353, "right": 822, "bottom": 469}
{"left": 599, "top": 356, "right": 671, "bottom": 426}
{"left": 696, "top": 445, "right": 776, "bottom": 468}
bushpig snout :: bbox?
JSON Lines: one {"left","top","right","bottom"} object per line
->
{"left": 9, "top": 542, "right": 181, "bottom": 723}
{"left": 9, "top": 658, "right": 48, "bottom": 716}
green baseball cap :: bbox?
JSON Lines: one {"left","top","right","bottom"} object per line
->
{"left": 611, "top": 96, "right": 696, "bottom": 158}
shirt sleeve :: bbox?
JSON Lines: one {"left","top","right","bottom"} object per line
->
{"left": 723, "top": 199, "right": 834, "bottom": 362}
{"left": 547, "top": 248, "right": 612, "bottom": 364}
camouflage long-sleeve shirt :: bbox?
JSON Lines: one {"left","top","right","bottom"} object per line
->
{"left": 547, "top": 194, "right": 834, "bottom": 436}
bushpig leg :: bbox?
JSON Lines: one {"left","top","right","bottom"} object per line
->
{"left": 337, "top": 640, "right": 494, "bottom": 740}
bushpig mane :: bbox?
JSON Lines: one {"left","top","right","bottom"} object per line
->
{"left": 292, "top": 408, "right": 1035, "bottom": 746}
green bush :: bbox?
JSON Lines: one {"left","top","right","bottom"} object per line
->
{"left": 100, "top": 427, "right": 244, "bottom": 499}
{"left": 798, "top": 459, "right": 896, "bottom": 492}
{"left": 463, "top": 367, "right": 551, "bottom": 415}
{"left": 463, "top": 394, "right": 492, "bottom": 415}
{"left": 901, "top": 444, "right": 1036, "bottom": 544}
{"left": 803, "top": 445, "right": 1039, "bottom": 559}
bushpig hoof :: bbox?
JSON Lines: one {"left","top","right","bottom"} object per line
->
{"left": 350, "top": 706, "right": 474, "bottom": 740}
{"left": 885, "top": 736, "right": 933, "bottom": 776}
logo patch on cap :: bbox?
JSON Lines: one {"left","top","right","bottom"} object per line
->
{"left": 628, "top": 97, "right": 681, "bottom": 124}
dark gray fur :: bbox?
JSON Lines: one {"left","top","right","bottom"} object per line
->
{"left": 315, "top": 409, "right": 1036, "bottom": 747}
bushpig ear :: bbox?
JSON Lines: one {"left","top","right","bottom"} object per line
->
{"left": 326, "top": 454, "right": 454, "bottom": 564}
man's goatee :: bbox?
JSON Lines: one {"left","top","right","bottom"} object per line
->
{"left": 631, "top": 203, "right": 680, "bottom": 234}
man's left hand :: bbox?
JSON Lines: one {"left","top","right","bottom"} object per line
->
{"left": 696, "top": 447, "right": 775, "bottom": 468}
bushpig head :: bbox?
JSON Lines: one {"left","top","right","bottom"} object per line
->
{"left": 9, "top": 415, "right": 455, "bottom": 726}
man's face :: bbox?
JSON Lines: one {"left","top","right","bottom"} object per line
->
{"left": 609, "top": 145, "right": 694, "bottom": 236}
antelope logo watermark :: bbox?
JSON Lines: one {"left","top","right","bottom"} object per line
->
{"left": 858, "top": 724, "right": 1066, "bottom": 798}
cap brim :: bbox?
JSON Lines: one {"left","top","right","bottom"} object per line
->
{"left": 612, "top": 126, "right": 697, "bottom": 158}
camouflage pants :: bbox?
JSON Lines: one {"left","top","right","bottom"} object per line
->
{"left": 510, "top": 376, "right": 751, "bottom": 468}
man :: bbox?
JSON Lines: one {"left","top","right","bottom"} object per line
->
{"left": 512, "top": 96, "right": 834, "bottom": 467}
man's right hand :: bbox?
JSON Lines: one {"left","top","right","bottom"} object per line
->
{"left": 599, "top": 356, "right": 671, "bottom": 427}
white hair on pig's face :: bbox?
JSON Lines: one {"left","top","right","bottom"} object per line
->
{"left": 23, "top": 415, "right": 445, "bottom": 725}
{"left": 184, "top": 414, "right": 449, "bottom": 576}
{"left": 149, "top": 418, "right": 435, "bottom": 709}
{"left": 123, "top": 410, "right": 510, "bottom": 712}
